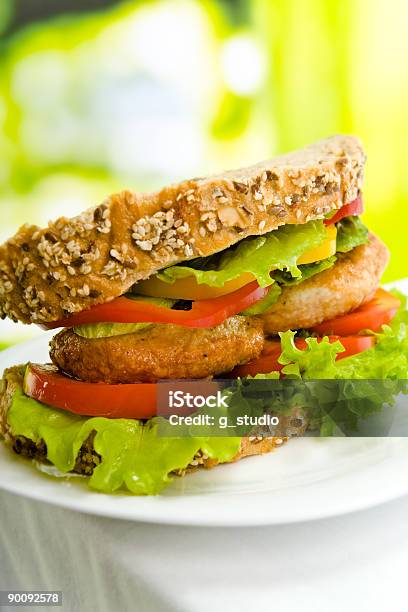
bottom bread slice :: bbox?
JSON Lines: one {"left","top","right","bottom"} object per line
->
{"left": 0, "top": 366, "right": 287, "bottom": 481}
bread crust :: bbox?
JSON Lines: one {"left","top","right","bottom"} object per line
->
{"left": 0, "top": 366, "right": 23, "bottom": 443}
{"left": 260, "top": 233, "right": 389, "bottom": 334}
{"left": 0, "top": 135, "right": 365, "bottom": 324}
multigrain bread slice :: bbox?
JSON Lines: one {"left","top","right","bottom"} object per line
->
{"left": 0, "top": 366, "right": 288, "bottom": 480}
{"left": 0, "top": 135, "right": 365, "bottom": 324}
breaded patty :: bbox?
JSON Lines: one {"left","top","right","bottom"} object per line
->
{"left": 260, "top": 233, "right": 389, "bottom": 334}
{"left": 50, "top": 316, "right": 264, "bottom": 383}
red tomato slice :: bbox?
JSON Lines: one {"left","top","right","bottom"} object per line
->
{"left": 227, "top": 335, "right": 375, "bottom": 378}
{"left": 312, "top": 289, "right": 400, "bottom": 336}
{"left": 324, "top": 196, "right": 364, "bottom": 226}
{"left": 326, "top": 335, "right": 375, "bottom": 358}
{"left": 41, "top": 281, "right": 270, "bottom": 330}
{"left": 24, "top": 364, "right": 157, "bottom": 419}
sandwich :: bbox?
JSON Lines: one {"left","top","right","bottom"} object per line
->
{"left": 0, "top": 135, "right": 407, "bottom": 495}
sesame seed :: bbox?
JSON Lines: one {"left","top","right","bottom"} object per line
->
{"left": 80, "top": 264, "right": 92, "bottom": 275}
{"left": 200, "top": 212, "right": 214, "bottom": 222}
{"left": 97, "top": 226, "right": 111, "bottom": 234}
{"left": 207, "top": 219, "right": 218, "bottom": 232}
{"left": 136, "top": 240, "right": 153, "bottom": 251}
{"left": 176, "top": 224, "right": 189, "bottom": 235}
{"left": 258, "top": 220, "right": 266, "bottom": 231}
{"left": 110, "top": 249, "right": 123, "bottom": 262}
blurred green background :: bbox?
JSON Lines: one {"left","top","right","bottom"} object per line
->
{"left": 0, "top": 0, "right": 407, "bottom": 346}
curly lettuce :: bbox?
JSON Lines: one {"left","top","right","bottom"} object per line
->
{"left": 274, "top": 295, "right": 408, "bottom": 434}
{"left": 336, "top": 216, "right": 368, "bottom": 253}
{"left": 278, "top": 293, "right": 408, "bottom": 381}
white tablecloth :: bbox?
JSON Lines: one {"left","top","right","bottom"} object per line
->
{"left": 1, "top": 490, "right": 408, "bottom": 612}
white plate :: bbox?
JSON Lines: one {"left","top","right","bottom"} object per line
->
{"left": 0, "top": 280, "right": 407, "bottom": 527}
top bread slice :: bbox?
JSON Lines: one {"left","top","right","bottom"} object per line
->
{"left": 0, "top": 135, "right": 365, "bottom": 324}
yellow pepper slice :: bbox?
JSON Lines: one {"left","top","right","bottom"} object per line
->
{"left": 297, "top": 224, "right": 337, "bottom": 264}
{"left": 137, "top": 272, "right": 255, "bottom": 300}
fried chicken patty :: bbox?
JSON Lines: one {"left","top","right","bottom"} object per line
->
{"left": 50, "top": 315, "right": 265, "bottom": 383}
{"left": 260, "top": 233, "right": 389, "bottom": 334}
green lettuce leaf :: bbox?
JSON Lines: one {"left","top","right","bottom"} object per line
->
{"left": 226, "top": 296, "right": 406, "bottom": 435}
{"left": 156, "top": 220, "right": 328, "bottom": 288}
{"left": 246, "top": 257, "right": 337, "bottom": 315}
{"left": 7, "top": 387, "right": 241, "bottom": 495}
{"left": 74, "top": 322, "right": 153, "bottom": 338}
{"left": 278, "top": 294, "right": 408, "bottom": 380}
{"left": 273, "top": 256, "right": 336, "bottom": 287}
{"left": 278, "top": 331, "right": 345, "bottom": 379}
{"left": 336, "top": 216, "right": 368, "bottom": 253}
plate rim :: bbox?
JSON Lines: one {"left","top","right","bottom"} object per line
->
{"left": 1, "top": 438, "right": 408, "bottom": 526}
